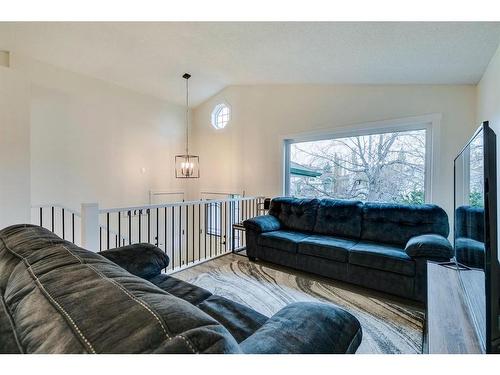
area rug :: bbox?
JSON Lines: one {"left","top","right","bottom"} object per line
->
{"left": 174, "top": 254, "right": 424, "bottom": 354}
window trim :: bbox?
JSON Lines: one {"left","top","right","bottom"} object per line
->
{"left": 282, "top": 114, "right": 441, "bottom": 203}
{"left": 211, "top": 102, "right": 231, "bottom": 130}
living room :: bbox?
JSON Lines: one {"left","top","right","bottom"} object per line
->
{"left": 1, "top": 0, "right": 500, "bottom": 372}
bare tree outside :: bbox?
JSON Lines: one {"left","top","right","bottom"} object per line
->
{"left": 289, "top": 129, "right": 426, "bottom": 204}
{"left": 469, "top": 130, "right": 484, "bottom": 207}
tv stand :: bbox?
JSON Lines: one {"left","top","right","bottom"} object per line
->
{"left": 425, "top": 261, "right": 484, "bottom": 353}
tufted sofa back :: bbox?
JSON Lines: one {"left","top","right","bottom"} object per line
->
{"left": 360, "top": 202, "right": 449, "bottom": 246}
{"left": 0, "top": 225, "right": 241, "bottom": 354}
{"left": 455, "top": 205, "right": 484, "bottom": 242}
{"left": 269, "top": 197, "right": 319, "bottom": 232}
{"left": 313, "top": 199, "right": 363, "bottom": 239}
{"left": 269, "top": 198, "right": 449, "bottom": 246}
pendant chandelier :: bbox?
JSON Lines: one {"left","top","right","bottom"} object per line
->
{"left": 175, "top": 73, "right": 200, "bottom": 178}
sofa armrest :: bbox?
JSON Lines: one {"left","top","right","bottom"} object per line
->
{"left": 243, "top": 215, "right": 281, "bottom": 233}
{"left": 240, "top": 302, "right": 362, "bottom": 354}
{"left": 405, "top": 234, "right": 453, "bottom": 260}
{"left": 100, "top": 243, "right": 169, "bottom": 279}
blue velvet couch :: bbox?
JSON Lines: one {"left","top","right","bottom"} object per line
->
{"left": 455, "top": 205, "right": 485, "bottom": 269}
{"left": 244, "top": 198, "right": 453, "bottom": 303}
{"left": 0, "top": 224, "right": 362, "bottom": 354}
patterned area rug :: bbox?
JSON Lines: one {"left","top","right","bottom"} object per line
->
{"left": 174, "top": 254, "right": 424, "bottom": 354}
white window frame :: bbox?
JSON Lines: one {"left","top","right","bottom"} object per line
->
{"left": 282, "top": 114, "right": 441, "bottom": 203}
{"left": 211, "top": 102, "right": 231, "bottom": 130}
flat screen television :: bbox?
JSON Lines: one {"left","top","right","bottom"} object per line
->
{"left": 454, "top": 121, "right": 500, "bottom": 353}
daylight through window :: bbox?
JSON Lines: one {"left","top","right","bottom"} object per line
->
{"left": 287, "top": 129, "right": 427, "bottom": 204}
{"left": 211, "top": 103, "right": 230, "bottom": 129}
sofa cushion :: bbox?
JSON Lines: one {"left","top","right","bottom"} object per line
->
{"left": 100, "top": 243, "right": 169, "bottom": 279}
{"left": 361, "top": 202, "right": 449, "bottom": 246}
{"left": 349, "top": 241, "right": 415, "bottom": 276}
{"left": 240, "top": 302, "right": 362, "bottom": 354}
{"left": 268, "top": 197, "right": 319, "bottom": 232}
{"left": 147, "top": 274, "right": 213, "bottom": 306}
{"left": 455, "top": 206, "right": 484, "bottom": 242}
{"left": 298, "top": 235, "right": 355, "bottom": 262}
{"left": 455, "top": 237, "right": 485, "bottom": 269}
{"left": 313, "top": 199, "right": 363, "bottom": 239}
{"left": 405, "top": 234, "right": 453, "bottom": 260}
{"left": 244, "top": 215, "right": 281, "bottom": 233}
{"left": 258, "top": 231, "right": 309, "bottom": 253}
{"left": 197, "top": 295, "right": 268, "bottom": 343}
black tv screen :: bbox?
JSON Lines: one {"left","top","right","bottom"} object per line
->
{"left": 454, "top": 121, "right": 499, "bottom": 353}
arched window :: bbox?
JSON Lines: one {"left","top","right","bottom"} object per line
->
{"left": 211, "top": 103, "right": 231, "bottom": 129}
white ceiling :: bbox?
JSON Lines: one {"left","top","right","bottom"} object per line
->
{"left": 1, "top": 22, "right": 500, "bottom": 106}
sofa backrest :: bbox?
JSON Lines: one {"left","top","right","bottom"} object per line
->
{"left": 455, "top": 205, "right": 484, "bottom": 242}
{"left": 0, "top": 224, "right": 241, "bottom": 354}
{"left": 269, "top": 197, "right": 319, "bottom": 232}
{"left": 360, "top": 202, "right": 450, "bottom": 246}
{"left": 313, "top": 199, "right": 363, "bottom": 239}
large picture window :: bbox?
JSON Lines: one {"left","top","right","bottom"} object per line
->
{"left": 285, "top": 127, "right": 429, "bottom": 204}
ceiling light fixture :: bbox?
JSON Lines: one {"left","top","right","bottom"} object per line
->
{"left": 175, "top": 73, "right": 199, "bottom": 179}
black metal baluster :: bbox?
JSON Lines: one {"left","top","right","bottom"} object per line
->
{"left": 164, "top": 207, "right": 167, "bottom": 272}
{"left": 164, "top": 207, "right": 167, "bottom": 253}
{"left": 240, "top": 200, "right": 243, "bottom": 248}
{"left": 224, "top": 201, "right": 228, "bottom": 253}
{"left": 72, "top": 213, "right": 75, "bottom": 243}
{"left": 156, "top": 208, "right": 159, "bottom": 247}
{"left": 115, "top": 234, "right": 118, "bottom": 248}
{"left": 147, "top": 209, "right": 151, "bottom": 243}
{"left": 204, "top": 203, "right": 207, "bottom": 260}
{"left": 118, "top": 212, "right": 121, "bottom": 247}
{"left": 171, "top": 206, "right": 175, "bottom": 270}
{"left": 209, "top": 203, "right": 212, "bottom": 258}
{"left": 106, "top": 212, "right": 110, "bottom": 250}
{"left": 51, "top": 206, "right": 54, "bottom": 232}
{"left": 219, "top": 202, "right": 222, "bottom": 255}
{"left": 99, "top": 227, "right": 102, "bottom": 252}
{"left": 186, "top": 204, "right": 189, "bottom": 265}
{"left": 138, "top": 210, "right": 142, "bottom": 243}
{"left": 229, "top": 200, "right": 233, "bottom": 251}
{"left": 198, "top": 203, "right": 201, "bottom": 262}
{"left": 192, "top": 204, "right": 195, "bottom": 263}
{"left": 39, "top": 207, "right": 43, "bottom": 227}
{"left": 179, "top": 205, "right": 182, "bottom": 267}
{"left": 128, "top": 211, "right": 132, "bottom": 245}
{"left": 62, "top": 208, "right": 65, "bottom": 240}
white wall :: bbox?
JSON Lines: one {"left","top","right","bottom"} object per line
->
{"left": 192, "top": 85, "right": 477, "bottom": 218}
{"left": 477, "top": 45, "right": 500, "bottom": 135}
{"left": 0, "top": 66, "right": 30, "bottom": 227}
{"left": 477, "top": 43, "right": 500, "bottom": 233}
{"left": 10, "top": 54, "right": 188, "bottom": 212}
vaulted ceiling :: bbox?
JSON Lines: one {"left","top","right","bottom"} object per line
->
{"left": 1, "top": 22, "right": 500, "bottom": 106}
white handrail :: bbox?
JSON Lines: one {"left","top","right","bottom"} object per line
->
{"left": 31, "top": 203, "right": 81, "bottom": 217}
{"left": 98, "top": 196, "right": 263, "bottom": 214}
